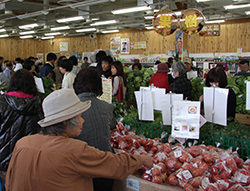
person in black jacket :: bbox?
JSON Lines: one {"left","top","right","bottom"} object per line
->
{"left": 170, "top": 61, "right": 192, "bottom": 100}
{"left": 0, "top": 69, "right": 43, "bottom": 189}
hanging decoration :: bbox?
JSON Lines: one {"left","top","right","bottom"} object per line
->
{"left": 152, "top": 9, "right": 178, "bottom": 36}
{"left": 179, "top": 8, "right": 205, "bottom": 35}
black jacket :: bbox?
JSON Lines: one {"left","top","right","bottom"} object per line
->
{"left": 0, "top": 94, "right": 43, "bottom": 171}
{"left": 170, "top": 76, "right": 192, "bottom": 100}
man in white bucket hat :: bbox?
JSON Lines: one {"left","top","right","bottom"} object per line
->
{"left": 5, "top": 89, "right": 153, "bottom": 191}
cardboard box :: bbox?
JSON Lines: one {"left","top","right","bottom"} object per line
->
{"left": 236, "top": 114, "right": 250, "bottom": 126}
{"left": 113, "top": 174, "right": 183, "bottom": 191}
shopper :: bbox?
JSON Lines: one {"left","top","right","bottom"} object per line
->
{"left": 0, "top": 69, "right": 43, "bottom": 190}
{"left": 40, "top": 52, "right": 57, "bottom": 81}
{"left": 69, "top": 56, "right": 81, "bottom": 75}
{"left": 171, "top": 61, "right": 192, "bottom": 100}
{"left": 0, "top": 65, "right": 9, "bottom": 87}
{"left": 111, "top": 61, "right": 126, "bottom": 102}
{"left": 95, "top": 50, "right": 106, "bottom": 75}
{"left": 3, "top": 61, "right": 13, "bottom": 79}
{"left": 5, "top": 89, "right": 153, "bottom": 191}
{"left": 200, "top": 67, "right": 236, "bottom": 119}
{"left": 81, "top": 57, "right": 90, "bottom": 69}
{"left": 59, "top": 59, "right": 76, "bottom": 89}
{"left": 54, "top": 56, "right": 66, "bottom": 85}
{"left": 13, "top": 57, "right": 23, "bottom": 72}
{"left": 235, "top": 59, "right": 250, "bottom": 77}
{"left": 132, "top": 63, "right": 142, "bottom": 71}
{"left": 74, "top": 68, "right": 117, "bottom": 191}
{"left": 101, "top": 56, "right": 113, "bottom": 78}
{"left": 150, "top": 63, "right": 170, "bottom": 93}
{"left": 23, "top": 59, "right": 36, "bottom": 74}
{"left": 184, "top": 57, "right": 198, "bottom": 79}
{"left": 0, "top": 57, "right": 4, "bottom": 71}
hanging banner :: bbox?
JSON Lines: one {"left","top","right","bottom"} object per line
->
{"left": 175, "top": 30, "right": 183, "bottom": 56}
{"left": 110, "top": 37, "right": 121, "bottom": 55}
{"left": 130, "top": 41, "right": 146, "bottom": 49}
{"left": 180, "top": 8, "right": 205, "bottom": 36}
{"left": 153, "top": 9, "right": 178, "bottom": 36}
{"left": 121, "top": 38, "right": 130, "bottom": 54}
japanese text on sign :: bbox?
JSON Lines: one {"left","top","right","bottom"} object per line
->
{"left": 185, "top": 15, "right": 197, "bottom": 28}
{"left": 159, "top": 15, "right": 171, "bottom": 28}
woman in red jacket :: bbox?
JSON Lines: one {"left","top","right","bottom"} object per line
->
{"left": 149, "top": 63, "right": 170, "bottom": 93}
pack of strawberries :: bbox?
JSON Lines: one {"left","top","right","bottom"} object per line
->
{"left": 110, "top": 122, "right": 250, "bottom": 191}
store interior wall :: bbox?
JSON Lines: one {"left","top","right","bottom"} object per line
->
{"left": 0, "top": 20, "right": 249, "bottom": 61}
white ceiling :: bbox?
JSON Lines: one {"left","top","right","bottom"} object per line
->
{"left": 0, "top": 0, "right": 249, "bottom": 39}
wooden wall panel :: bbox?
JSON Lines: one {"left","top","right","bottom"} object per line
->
{"left": 0, "top": 20, "right": 249, "bottom": 61}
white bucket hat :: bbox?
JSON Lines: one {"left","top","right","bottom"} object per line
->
{"left": 38, "top": 89, "right": 91, "bottom": 127}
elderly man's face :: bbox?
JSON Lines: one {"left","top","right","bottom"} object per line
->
{"left": 240, "top": 63, "right": 249, "bottom": 73}
{"left": 65, "top": 114, "right": 84, "bottom": 138}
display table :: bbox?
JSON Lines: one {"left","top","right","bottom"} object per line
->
{"left": 113, "top": 174, "right": 183, "bottom": 191}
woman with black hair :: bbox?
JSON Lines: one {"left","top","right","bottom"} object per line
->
{"left": 73, "top": 68, "right": 117, "bottom": 191}
{"left": 0, "top": 69, "right": 43, "bottom": 189}
{"left": 200, "top": 66, "right": 236, "bottom": 119}
{"left": 111, "top": 61, "right": 127, "bottom": 102}
{"left": 54, "top": 56, "right": 66, "bottom": 85}
{"left": 59, "top": 59, "right": 76, "bottom": 89}
{"left": 69, "top": 56, "right": 81, "bottom": 75}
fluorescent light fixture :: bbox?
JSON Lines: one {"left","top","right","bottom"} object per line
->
{"left": 19, "top": 30, "right": 35, "bottom": 35}
{"left": 196, "top": 0, "right": 212, "bottom": 2}
{"left": 112, "top": 6, "right": 151, "bottom": 14}
{"left": 101, "top": 30, "right": 119, "bottom": 34}
{"left": 0, "top": 29, "right": 6, "bottom": 33}
{"left": 44, "top": 32, "right": 61, "bottom": 36}
{"left": 57, "top": 16, "right": 84, "bottom": 23}
{"left": 51, "top": 26, "right": 70, "bottom": 31}
{"left": 17, "top": 10, "right": 49, "bottom": 19}
{"left": 41, "top": 36, "right": 55, "bottom": 40}
{"left": 145, "top": 11, "right": 182, "bottom": 20}
{"left": 20, "top": 35, "right": 33, "bottom": 39}
{"left": 90, "top": 20, "right": 117, "bottom": 26}
{"left": 76, "top": 28, "right": 96, "bottom": 33}
{"left": 154, "top": 9, "right": 159, "bottom": 12}
{"left": 146, "top": 26, "right": 154, "bottom": 30}
{"left": 224, "top": 4, "right": 250, "bottom": 10}
{"left": 245, "top": 11, "right": 250, "bottom": 15}
{"left": 92, "top": 18, "right": 99, "bottom": 21}
{"left": 0, "top": 34, "right": 8, "bottom": 38}
{"left": 69, "top": 0, "right": 110, "bottom": 9}
{"left": 145, "top": 16, "right": 154, "bottom": 19}
{"left": 19, "top": 23, "right": 38, "bottom": 29}
{"left": 205, "top": 19, "right": 225, "bottom": 24}
{"left": 175, "top": 11, "right": 182, "bottom": 16}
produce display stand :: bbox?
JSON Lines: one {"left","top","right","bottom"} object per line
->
{"left": 113, "top": 174, "right": 183, "bottom": 191}
{"left": 123, "top": 120, "right": 250, "bottom": 159}
{"left": 236, "top": 113, "right": 250, "bottom": 127}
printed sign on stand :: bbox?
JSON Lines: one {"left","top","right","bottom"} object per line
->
{"left": 246, "top": 81, "right": 250, "bottom": 110}
{"left": 171, "top": 101, "right": 201, "bottom": 139}
{"left": 98, "top": 79, "right": 112, "bottom": 104}
{"left": 204, "top": 87, "right": 229, "bottom": 126}
{"left": 161, "top": 94, "right": 183, "bottom": 125}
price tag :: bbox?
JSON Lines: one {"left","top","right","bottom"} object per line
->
{"left": 182, "top": 170, "right": 193, "bottom": 180}
{"left": 193, "top": 163, "right": 198, "bottom": 168}
{"left": 217, "top": 180, "right": 229, "bottom": 188}
{"left": 176, "top": 171, "right": 183, "bottom": 180}
{"left": 174, "top": 149, "right": 182, "bottom": 158}
{"left": 126, "top": 178, "right": 139, "bottom": 191}
{"left": 202, "top": 177, "right": 210, "bottom": 189}
{"left": 240, "top": 173, "right": 249, "bottom": 184}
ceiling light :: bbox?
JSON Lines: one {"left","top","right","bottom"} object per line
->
{"left": 205, "top": 19, "right": 225, "bottom": 24}
{"left": 19, "top": 30, "right": 35, "bottom": 35}
{"left": 92, "top": 18, "right": 99, "bottom": 21}
{"left": 145, "top": 26, "right": 154, "bottom": 30}
{"left": 154, "top": 9, "right": 159, "bottom": 12}
{"left": 19, "top": 23, "right": 38, "bottom": 29}
{"left": 0, "top": 34, "right": 8, "bottom": 38}
{"left": 196, "top": 0, "right": 212, "bottom": 2}
{"left": 76, "top": 28, "right": 96, "bottom": 33}
{"left": 224, "top": 4, "right": 250, "bottom": 9}
{"left": 51, "top": 26, "right": 70, "bottom": 31}
{"left": 70, "top": 0, "right": 111, "bottom": 9}
{"left": 41, "top": 36, "right": 55, "bottom": 40}
{"left": 17, "top": 10, "right": 49, "bottom": 19}
{"left": 175, "top": 11, "right": 182, "bottom": 16}
{"left": 101, "top": 30, "right": 119, "bottom": 34}
{"left": 0, "top": 29, "right": 6, "bottom": 33}
{"left": 20, "top": 35, "right": 33, "bottom": 39}
{"left": 44, "top": 32, "right": 61, "bottom": 36}
{"left": 245, "top": 11, "right": 250, "bottom": 15}
{"left": 90, "top": 20, "right": 117, "bottom": 26}
{"left": 112, "top": 6, "right": 151, "bottom": 14}
{"left": 56, "top": 16, "right": 84, "bottom": 23}
{"left": 145, "top": 11, "right": 182, "bottom": 20}
{"left": 144, "top": 16, "right": 154, "bottom": 19}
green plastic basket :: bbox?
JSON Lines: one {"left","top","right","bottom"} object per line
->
{"left": 123, "top": 120, "right": 250, "bottom": 159}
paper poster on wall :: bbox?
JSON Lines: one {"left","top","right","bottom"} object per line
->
{"left": 175, "top": 30, "right": 183, "bottom": 55}
{"left": 237, "top": 48, "right": 242, "bottom": 57}
{"left": 171, "top": 101, "right": 201, "bottom": 139}
{"left": 121, "top": 38, "right": 130, "bottom": 54}
{"left": 130, "top": 41, "right": 146, "bottom": 49}
{"left": 36, "top": 53, "right": 44, "bottom": 63}
{"left": 246, "top": 82, "right": 250, "bottom": 110}
{"left": 110, "top": 37, "right": 121, "bottom": 55}
{"left": 98, "top": 78, "right": 112, "bottom": 104}
{"left": 60, "top": 42, "right": 68, "bottom": 52}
